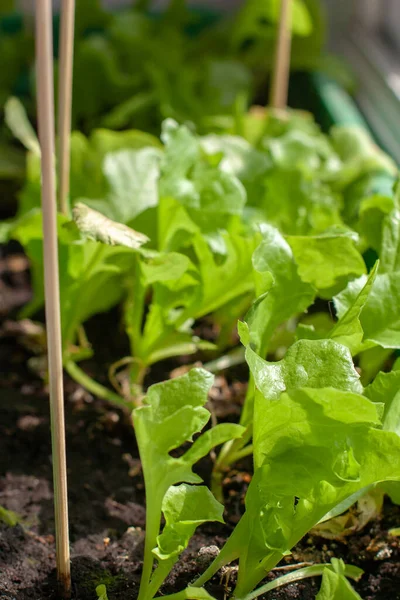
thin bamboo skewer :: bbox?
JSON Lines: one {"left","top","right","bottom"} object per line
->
{"left": 270, "top": 0, "right": 292, "bottom": 110}
{"left": 57, "top": 0, "right": 76, "bottom": 215}
{"left": 35, "top": 0, "right": 71, "bottom": 596}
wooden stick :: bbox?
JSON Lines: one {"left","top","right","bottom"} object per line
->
{"left": 35, "top": 1, "right": 71, "bottom": 596}
{"left": 270, "top": 0, "right": 292, "bottom": 110}
{"left": 57, "top": 0, "right": 76, "bottom": 216}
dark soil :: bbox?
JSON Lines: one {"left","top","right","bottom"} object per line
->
{"left": 0, "top": 264, "right": 399, "bottom": 599}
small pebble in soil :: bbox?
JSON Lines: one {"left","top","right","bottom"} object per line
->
{"left": 197, "top": 545, "right": 220, "bottom": 568}
{"left": 375, "top": 546, "right": 392, "bottom": 560}
{"left": 16, "top": 415, "right": 42, "bottom": 430}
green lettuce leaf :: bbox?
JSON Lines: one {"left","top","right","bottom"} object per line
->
{"left": 154, "top": 484, "right": 224, "bottom": 562}
{"left": 231, "top": 0, "right": 313, "bottom": 50}
{"left": 317, "top": 559, "right": 363, "bottom": 599}
{"left": 249, "top": 225, "right": 315, "bottom": 356}
{"left": 364, "top": 369, "right": 400, "bottom": 435}
{"left": 134, "top": 369, "right": 244, "bottom": 599}
{"left": 9, "top": 209, "right": 134, "bottom": 353}
{"left": 297, "top": 263, "right": 379, "bottom": 355}
{"left": 287, "top": 230, "right": 366, "bottom": 295}
{"left": 196, "top": 384, "right": 400, "bottom": 597}
{"left": 330, "top": 126, "right": 397, "bottom": 189}
{"left": 379, "top": 209, "right": 400, "bottom": 274}
{"left": 334, "top": 270, "right": 400, "bottom": 349}
{"left": 91, "top": 147, "right": 162, "bottom": 223}
{"left": 246, "top": 338, "right": 363, "bottom": 405}
{"left": 161, "top": 589, "right": 216, "bottom": 600}
{"left": 5, "top": 96, "right": 40, "bottom": 155}
{"left": 159, "top": 120, "right": 247, "bottom": 247}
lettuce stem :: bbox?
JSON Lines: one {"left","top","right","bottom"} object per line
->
{"left": 138, "top": 502, "right": 163, "bottom": 600}
{"left": 238, "top": 563, "right": 362, "bottom": 600}
{"left": 146, "top": 561, "right": 173, "bottom": 599}
{"left": 211, "top": 427, "right": 252, "bottom": 500}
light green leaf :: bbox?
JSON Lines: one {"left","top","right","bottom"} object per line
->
{"left": 72, "top": 203, "right": 150, "bottom": 249}
{"left": 161, "top": 588, "right": 217, "bottom": 600}
{"left": 231, "top": 0, "right": 313, "bottom": 49}
{"left": 10, "top": 209, "right": 133, "bottom": 349}
{"left": 331, "top": 126, "right": 396, "bottom": 189}
{"left": 358, "top": 194, "right": 395, "bottom": 252}
{"left": 142, "top": 229, "right": 258, "bottom": 366}
{"left": 200, "top": 385, "right": 400, "bottom": 598}
{"left": 96, "top": 584, "right": 109, "bottom": 600}
{"left": 140, "top": 251, "right": 190, "bottom": 286}
{"left": 253, "top": 169, "right": 342, "bottom": 236}
{"left": 287, "top": 231, "right": 366, "bottom": 294}
{"left": 188, "top": 231, "right": 259, "bottom": 319}
{"left": 182, "top": 423, "right": 246, "bottom": 466}
{"left": 329, "top": 262, "right": 379, "bottom": 354}
{"left": 134, "top": 369, "right": 244, "bottom": 490}
{"left": 68, "top": 128, "right": 161, "bottom": 206}
{"left": 389, "top": 527, "right": 400, "bottom": 536}
{"left": 158, "top": 196, "right": 200, "bottom": 253}
{"left": 67, "top": 132, "right": 107, "bottom": 202}
{"left": 246, "top": 339, "right": 363, "bottom": 403}
{"left": 254, "top": 387, "right": 381, "bottom": 469}
{"left": 134, "top": 369, "right": 244, "bottom": 598}
{"left": 191, "top": 165, "right": 246, "bottom": 217}
{"left": 5, "top": 97, "right": 40, "bottom": 155}
{"left": 364, "top": 370, "right": 400, "bottom": 435}
{"left": 90, "top": 128, "right": 162, "bottom": 155}
{"left": 200, "top": 134, "right": 270, "bottom": 186}
{"left": 0, "top": 505, "right": 20, "bottom": 527}
{"left": 250, "top": 225, "right": 315, "bottom": 355}
{"left": 154, "top": 484, "right": 224, "bottom": 561}
{"left": 159, "top": 121, "right": 246, "bottom": 242}
{"left": 160, "top": 120, "right": 200, "bottom": 204}
{"left": 380, "top": 209, "right": 400, "bottom": 274}
{"left": 100, "top": 147, "right": 162, "bottom": 223}
{"left": 316, "top": 564, "right": 363, "bottom": 599}
{"left": 265, "top": 128, "right": 341, "bottom": 177}
{"left": 334, "top": 270, "right": 400, "bottom": 349}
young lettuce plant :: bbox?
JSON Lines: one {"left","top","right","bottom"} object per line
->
{"left": 132, "top": 368, "right": 245, "bottom": 600}
{"left": 234, "top": 558, "right": 364, "bottom": 600}
{"left": 87, "top": 120, "right": 262, "bottom": 389}
{"left": 183, "top": 337, "right": 400, "bottom": 600}
{"left": 124, "top": 224, "right": 259, "bottom": 388}
{"left": 290, "top": 199, "right": 400, "bottom": 537}
{"left": 6, "top": 205, "right": 149, "bottom": 408}
{"left": 5, "top": 110, "right": 260, "bottom": 404}
{"left": 211, "top": 222, "right": 367, "bottom": 496}
{"left": 6, "top": 101, "right": 398, "bottom": 413}
{"left": 296, "top": 196, "right": 400, "bottom": 393}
